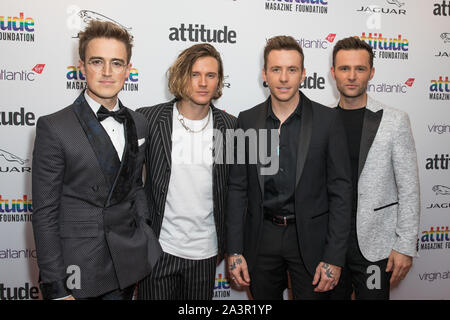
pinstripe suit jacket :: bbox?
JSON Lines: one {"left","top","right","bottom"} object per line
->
{"left": 137, "top": 99, "right": 237, "bottom": 262}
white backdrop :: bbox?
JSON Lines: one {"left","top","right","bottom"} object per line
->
{"left": 0, "top": 0, "right": 449, "bottom": 300}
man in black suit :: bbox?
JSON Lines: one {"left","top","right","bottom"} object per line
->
{"left": 226, "top": 36, "right": 352, "bottom": 299}
{"left": 137, "top": 44, "right": 236, "bottom": 300}
{"left": 32, "top": 20, "right": 161, "bottom": 300}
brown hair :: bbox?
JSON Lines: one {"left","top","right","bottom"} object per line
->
{"left": 332, "top": 36, "right": 374, "bottom": 68}
{"left": 264, "top": 35, "right": 304, "bottom": 70}
{"left": 78, "top": 20, "right": 133, "bottom": 63}
{"left": 168, "top": 43, "right": 224, "bottom": 100}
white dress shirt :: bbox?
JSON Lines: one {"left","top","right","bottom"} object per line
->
{"left": 84, "top": 91, "right": 125, "bottom": 161}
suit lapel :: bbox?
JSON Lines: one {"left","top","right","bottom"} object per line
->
{"left": 107, "top": 100, "right": 138, "bottom": 206}
{"left": 255, "top": 99, "right": 269, "bottom": 199}
{"left": 158, "top": 101, "right": 175, "bottom": 169}
{"left": 358, "top": 108, "right": 383, "bottom": 179}
{"left": 72, "top": 92, "right": 120, "bottom": 189}
{"left": 295, "top": 93, "right": 313, "bottom": 187}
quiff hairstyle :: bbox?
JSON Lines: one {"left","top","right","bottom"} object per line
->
{"left": 78, "top": 20, "right": 133, "bottom": 63}
{"left": 168, "top": 43, "right": 224, "bottom": 100}
{"left": 264, "top": 35, "right": 305, "bottom": 70}
{"left": 332, "top": 36, "right": 374, "bottom": 68}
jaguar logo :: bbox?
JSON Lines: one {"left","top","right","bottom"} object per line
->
{"left": 441, "top": 32, "right": 450, "bottom": 43}
{"left": 72, "top": 10, "right": 132, "bottom": 38}
{"left": 432, "top": 185, "right": 450, "bottom": 195}
{"left": 386, "top": 0, "right": 405, "bottom": 7}
{"left": 0, "top": 149, "right": 29, "bottom": 165}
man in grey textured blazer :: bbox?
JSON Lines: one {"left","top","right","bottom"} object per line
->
{"left": 329, "top": 37, "right": 420, "bottom": 300}
{"left": 32, "top": 21, "right": 161, "bottom": 300}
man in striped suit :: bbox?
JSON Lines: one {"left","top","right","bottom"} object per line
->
{"left": 136, "top": 44, "right": 236, "bottom": 300}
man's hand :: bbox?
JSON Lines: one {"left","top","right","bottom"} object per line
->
{"left": 386, "top": 250, "right": 412, "bottom": 286}
{"left": 312, "top": 262, "right": 341, "bottom": 292}
{"left": 227, "top": 254, "right": 250, "bottom": 287}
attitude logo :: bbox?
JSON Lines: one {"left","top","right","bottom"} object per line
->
{"left": 0, "top": 195, "right": 32, "bottom": 223}
{"left": 213, "top": 273, "right": 231, "bottom": 298}
{"left": 65, "top": 65, "right": 139, "bottom": 92}
{"left": 0, "top": 148, "right": 31, "bottom": 174}
{"left": 0, "top": 12, "right": 35, "bottom": 42}
{"left": 0, "top": 283, "right": 40, "bottom": 300}
{"left": 420, "top": 226, "right": 450, "bottom": 250}
{"left": 356, "top": 0, "right": 406, "bottom": 15}
{"left": 0, "top": 107, "right": 36, "bottom": 126}
{"left": 169, "top": 23, "right": 237, "bottom": 44}
{"left": 264, "top": 0, "right": 329, "bottom": 14}
{"left": 433, "top": 1, "right": 450, "bottom": 16}
{"left": 262, "top": 72, "right": 325, "bottom": 90}
{"left": 429, "top": 76, "right": 450, "bottom": 100}
{"left": 367, "top": 78, "right": 414, "bottom": 94}
{"left": 425, "top": 154, "right": 450, "bottom": 170}
{"left": 0, "top": 64, "right": 45, "bottom": 82}
{"left": 356, "top": 32, "right": 409, "bottom": 60}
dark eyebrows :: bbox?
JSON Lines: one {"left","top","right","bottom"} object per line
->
{"left": 87, "top": 57, "right": 126, "bottom": 63}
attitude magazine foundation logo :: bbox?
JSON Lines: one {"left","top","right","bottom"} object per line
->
{"left": 0, "top": 195, "right": 32, "bottom": 223}
{"left": 355, "top": 32, "right": 409, "bottom": 60}
{"left": 0, "top": 12, "right": 35, "bottom": 42}
{"left": 66, "top": 65, "right": 139, "bottom": 92}
{"left": 429, "top": 76, "right": 450, "bottom": 100}
{"left": 264, "top": 0, "right": 329, "bottom": 14}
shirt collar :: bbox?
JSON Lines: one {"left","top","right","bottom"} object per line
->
{"left": 84, "top": 90, "right": 119, "bottom": 115}
{"left": 266, "top": 93, "right": 303, "bottom": 120}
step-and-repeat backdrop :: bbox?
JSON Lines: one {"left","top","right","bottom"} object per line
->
{"left": 0, "top": 0, "right": 449, "bottom": 300}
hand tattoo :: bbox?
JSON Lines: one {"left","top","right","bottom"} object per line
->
{"left": 322, "top": 263, "right": 334, "bottom": 279}
{"left": 230, "top": 257, "right": 242, "bottom": 271}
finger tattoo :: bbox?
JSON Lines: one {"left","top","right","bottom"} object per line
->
{"left": 230, "top": 258, "right": 243, "bottom": 271}
{"left": 322, "top": 263, "right": 334, "bottom": 279}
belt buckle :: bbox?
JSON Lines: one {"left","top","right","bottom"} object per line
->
{"left": 273, "top": 216, "right": 287, "bottom": 227}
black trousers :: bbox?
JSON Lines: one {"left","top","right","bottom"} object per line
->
{"left": 330, "top": 227, "right": 392, "bottom": 300}
{"left": 137, "top": 251, "right": 217, "bottom": 300}
{"left": 249, "top": 219, "right": 329, "bottom": 300}
{"left": 77, "top": 285, "right": 135, "bottom": 300}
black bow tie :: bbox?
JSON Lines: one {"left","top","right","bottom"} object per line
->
{"left": 97, "top": 105, "right": 127, "bottom": 123}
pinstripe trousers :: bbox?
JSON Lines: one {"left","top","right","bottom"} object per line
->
{"left": 137, "top": 251, "right": 217, "bottom": 300}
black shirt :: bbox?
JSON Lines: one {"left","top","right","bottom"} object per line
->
{"left": 337, "top": 106, "right": 366, "bottom": 229}
{"left": 263, "top": 98, "right": 302, "bottom": 216}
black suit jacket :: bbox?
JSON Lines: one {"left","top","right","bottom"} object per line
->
{"left": 137, "top": 99, "right": 236, "bottom": 262}
{"left": 32, "top": 92, "right": 162, "bottom": 299}
{"left": 226, "top": 91, "right": 352, "bottom": 276}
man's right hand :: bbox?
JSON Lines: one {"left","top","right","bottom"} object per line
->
{"left": 227, "top": 254, "right": 250, "bottom": 287}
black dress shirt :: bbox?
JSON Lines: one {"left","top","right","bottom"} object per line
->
{"left": 263, "top": 98, "right": 302, "bottom": 216}
{"left": 337, "top": 106, "right": 366, "bottom": 230}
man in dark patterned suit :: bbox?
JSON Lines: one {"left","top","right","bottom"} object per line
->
{"left": 32, "top": 21, "right": 161, "bottom": 300}
{"left": 137, "top": 43, "right": 236, "bottom": 300}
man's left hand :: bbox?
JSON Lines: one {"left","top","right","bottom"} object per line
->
{"left": 312, "top": 262, "right": 341, "bottom": 292}
{"left": 386, "top": 250, "right": 412, "bottom": 286}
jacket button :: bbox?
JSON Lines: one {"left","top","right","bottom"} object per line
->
{"left": 91, "top": 185, "right": 99, "bottom": 192}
